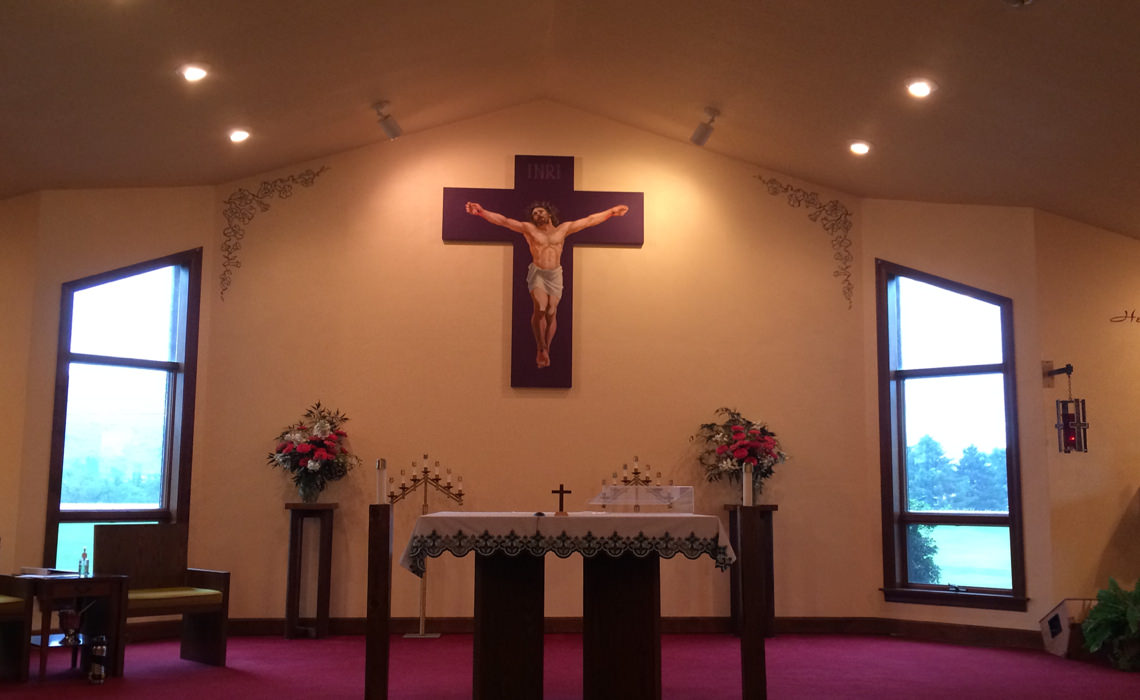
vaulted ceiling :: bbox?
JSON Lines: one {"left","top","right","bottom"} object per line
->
{"left": 4, "top": 0, "right": 1139, "bottom": 238}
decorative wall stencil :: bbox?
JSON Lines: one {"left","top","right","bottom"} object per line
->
{"left": 757, "top": 176, "right": 855, "bottom": 308}
{"left": 219, "top": 166, "right": 328, "bottom": 299}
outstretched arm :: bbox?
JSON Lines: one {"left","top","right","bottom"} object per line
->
{"left": 466, "top": 202, "right": 527, "bottom": 234}
{"left": 565, "top": 204, "right": 629, "bottom": 235}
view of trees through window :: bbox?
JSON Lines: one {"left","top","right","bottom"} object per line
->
{"left": 905, "top": 435, "right": 1012, "bottom": 589}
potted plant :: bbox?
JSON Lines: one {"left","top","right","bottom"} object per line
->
{"left": 1081, "top": 577, "right": 1140, "bottom": 671}
{"left": 268, "top": 402, "right": 360, "bottom": 503}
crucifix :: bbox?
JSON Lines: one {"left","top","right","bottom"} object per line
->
{"left": 551, "top": 483, "right": 572, "bottom": 516}
{"left": 442, "top": 155, "right": 644, "bottom": 388}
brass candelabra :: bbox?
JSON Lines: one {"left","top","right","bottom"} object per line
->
{"left": 610, "top": 455, "right": 661, "bottom": 487}
{"left": 388, "top": 455, "right": 465, "bottom": 509}
{"left": 387, "top": 454, "right": 464, "bottom": 639}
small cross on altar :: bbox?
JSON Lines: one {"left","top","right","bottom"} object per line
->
{"left": 551, "top": 483, "right": 572, "bottom": 516}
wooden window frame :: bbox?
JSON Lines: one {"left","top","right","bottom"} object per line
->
{"left": 875, "top": 259, "right": 1027, "bottom": 611}
{"left": 42, "top": 248, "right": 202, "bottom": 566}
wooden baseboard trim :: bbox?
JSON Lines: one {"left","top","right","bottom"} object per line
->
{"left": 147, "top": 616, "right": 1041, "bottom": 652}
{"left": 775, "top": 617, "right": 1043, "bottom": 650}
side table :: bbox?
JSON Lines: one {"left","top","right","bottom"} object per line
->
{"left": 285, "top": 502, "right": 337, "bottom": 638}
{"left": 20, "top": 573, "right": 127, "bottom": 680}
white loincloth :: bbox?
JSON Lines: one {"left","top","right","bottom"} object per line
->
{"left": 526, "top": 263, "right": 563, "bottom": 297}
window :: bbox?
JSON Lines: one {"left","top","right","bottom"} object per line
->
{"left": 875, "top": 260, "right": 1026, "bottom": 610}
{"left": 43, "top": 249, "right": 202, "bottom": 569}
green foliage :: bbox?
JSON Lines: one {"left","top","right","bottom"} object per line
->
{"left": 906, "top": 436, "right": 1008, "bottom": 513}
{"left": 1082, "top": 577, "right": 1140, "bottom": 671}
{"left": 902, "top": 433, "right": 1009, "bottom": 585}
{"left": 906, "top": 523, "right": 941, "bottom": 584}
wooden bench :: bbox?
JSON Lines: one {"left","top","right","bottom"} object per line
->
{"left": 0, "top": 575, "right": 34, "bottom": 682}
{"left": 93, "top": 524, "right": 229, "bottom": 670}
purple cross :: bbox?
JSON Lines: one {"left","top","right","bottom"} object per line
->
{"left": 442, "top": 155, "right": 643, "bottom": 388}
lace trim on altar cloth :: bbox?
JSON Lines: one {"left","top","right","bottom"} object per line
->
{"left": 403, "top": 528, "right": 733, "bottom": 576}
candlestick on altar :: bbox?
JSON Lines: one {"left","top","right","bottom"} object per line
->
{"left": 619, "top": 457, "right": 655, "bottom": 487}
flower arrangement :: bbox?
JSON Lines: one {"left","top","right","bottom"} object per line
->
{"left": 692, "top": 407, "right": 786, "bottom": 492}
{"left": 268, "top": 402, "right": 360, "bottom": 502}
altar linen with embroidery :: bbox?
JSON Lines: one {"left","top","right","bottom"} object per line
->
{"left": 398, "top": 511, "right": 735, "bottom": 576}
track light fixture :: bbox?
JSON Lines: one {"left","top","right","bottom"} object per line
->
{"left": 690, "top": 107, "right": 720, "bottom": 146}
{"left": 373, "top": 100, "right": 403, "bottom": 140}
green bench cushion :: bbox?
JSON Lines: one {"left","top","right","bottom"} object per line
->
{"left": 127, "top": 587, "right": 223, "bottom": 614}
{"left": 0, "top": 593, "right": 25, "bottom": 615}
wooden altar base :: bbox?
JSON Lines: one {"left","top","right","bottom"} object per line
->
{"left": 583, "top": 553, "right": 662, "bottom": 699}
{"left": 474, "top": 553, "right": 544, "bottom": 699}
{"left": 364, "top": 505, "right": 769, "bottom": 699}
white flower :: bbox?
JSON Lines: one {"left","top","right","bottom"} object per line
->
{"left": 306, "top": 460, "right": 322, "bottom": 472}
{"left": 284, "top": 430, "right": 307, "bottom": 444}
{"left": 311, "top": 420, "right": 332, "bottom": 439}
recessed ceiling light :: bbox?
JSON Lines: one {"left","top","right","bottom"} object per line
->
{"left": 906, "top": 78, "right": 937, "bottom": 99}
{"left": 849, "top": 140, "right": 871, "bottom": 156}
{"left": 179, "top": 63, "right": 209, "bottom": 82}
{"left": 229, "top": 129, "right": 250, "bottom": 143}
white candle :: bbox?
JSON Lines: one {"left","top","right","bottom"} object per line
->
{"left": 376, "top": 458, "right": 387, "bottom": 503}
{"left": 742, "top": 464, "right": 753, "bottom": 506}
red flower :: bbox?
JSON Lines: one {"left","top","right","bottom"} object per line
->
{"left": 732, "top": 448, "right": 749, "bottom": 459}
{"left": 296, "top": 443, "right": 313, "bottom": 454}
{"left": 313, "top": 448, "right": 332, "bottom": 461}
{"left": 280, "top": 442, "right": 295, "bottom": 454}
{"left": 744, "top": 456, "right": 759, "bottom": 466}
{"left": 299, "top": 457, "right": 309, "bottom": 467}
{"left": 716, "top": 445, "right": 728, "bottom": 455}
{"left": 334, "top": 430, "right": 347, "bottom": 437}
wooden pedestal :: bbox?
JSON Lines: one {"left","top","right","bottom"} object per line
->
{"left": 365, "top": 504, "right": 392, "bottom": 700}
{"left": 728, "top": 504, "right": 777, "bottom": 638}
{"left": 285, "top": 503, "right": 336, "bottom": 639}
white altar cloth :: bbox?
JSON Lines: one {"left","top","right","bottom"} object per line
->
{"left": 398, "top": 510, "right": 735, "bottom": 576}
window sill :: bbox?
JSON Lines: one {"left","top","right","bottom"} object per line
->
{"left": 882, "top": 587, "right": 1028, "bottom": 612}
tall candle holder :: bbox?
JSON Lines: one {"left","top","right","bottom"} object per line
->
{"left": 616, "top": 455, "right": 659, "bottom": 487}
{"left": 602, "top": 456, "right": 666, "bottom": 512}
{"left": 387, "top": 454, "right": 464, "bottom": 638}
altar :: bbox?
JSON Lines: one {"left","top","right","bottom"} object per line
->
{"left": 405, "top": 511, "right": 732, "bottom": 699}
{"left": 365, "top": 505, "right": 770, "bottom": 699}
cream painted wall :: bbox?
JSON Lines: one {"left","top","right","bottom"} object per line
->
{"left": 197, "top": 101, "right": 868, "bottom": 622}
{"left": 9, "top": 100, "right": 1131, "bottom": 634}
{"left": 0, "top": 193, "right": 39, "bottom": 575}
{"left": 860, "top": 200, "right": 1055, "bottom": 630}
{"left": 1034, "top": 211, "right": 1140, "bottom": 597}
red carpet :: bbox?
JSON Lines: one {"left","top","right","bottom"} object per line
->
{"left": 5, "top": 633, "right": 1139, "bottom": 698}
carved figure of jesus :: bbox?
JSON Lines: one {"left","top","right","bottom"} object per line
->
{"left": 465, "top": 200, "right": 629, "bottom": 368}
